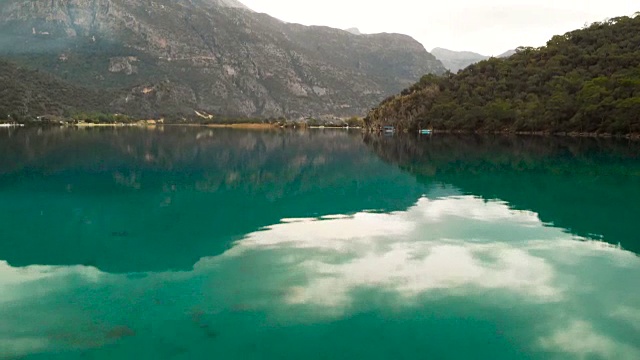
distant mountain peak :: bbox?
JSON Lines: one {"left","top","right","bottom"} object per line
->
{"left": 345, "top": 28, "right": 362, "bottom": 35}
{"left": 430, "top": 47, "right": 516, "bottom": 72}
{"left": 431, "top": 47, "right": 486, "bottom": 58}
{"left": 430, "top": 48, "right": 489, "bottom": 73}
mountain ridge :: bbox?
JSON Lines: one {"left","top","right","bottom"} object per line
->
{"left": 431, "top": 47, "right": 517, "bottom": 73}
{"left": 430, "top": 47, "right": 489, "bottom": 73}
{"left": 0, "top": 0, "right": 446, "bottom": 119}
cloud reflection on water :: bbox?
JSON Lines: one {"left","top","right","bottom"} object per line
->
{"left": 226, "top": 196, "right": 562, "bottom": 309}
{"left": 220, "top": 195, "right": 640, "bottom": 358}
{"left": 539, "top": 320, "right": 640, "bottom": 360}
{"left": 0, "top": 195, "right": 639, "bottom": 359}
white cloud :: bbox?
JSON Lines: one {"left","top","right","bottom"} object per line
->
{"left": 283, "top": 243, "right": 558, "bottom": 308}
{"left": 539, "top": 320, "right": 640, "bottom": 360}
{"left": 0, "top": 261, "right": 103, "bottom": 303}
{"left": 418, "top": 196, "right": 539, "bottom": 223}
{"left": 227, "top": 210, "right": 414, "bottom": 255}
{"left": 0, "top": 338, "right": 51, "bottom": 359}
{"left": 229, "top": 197, "right": 562, "bottom": 309}
{"left": 611, "top": 306, "right": 640, "bottom": 331}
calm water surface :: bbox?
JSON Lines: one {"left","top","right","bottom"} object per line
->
{"left": 1, "top": 127, "right": 639, "bottom": 359}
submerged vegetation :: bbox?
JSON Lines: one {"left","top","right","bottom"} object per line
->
{"left": 366, "top": 14, "right": 640, "bottom": 135}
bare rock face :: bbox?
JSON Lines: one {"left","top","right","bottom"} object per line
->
{"left": 109, "top": 57, "right": 138, "bottom": 75}
{"left": 0, "top": 0, "right": 446, "bottom": 118}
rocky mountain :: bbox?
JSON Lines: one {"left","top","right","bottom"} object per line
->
{"left": 0, "top": 0, "right": 445, "bottom": 119}
{"left": 430, "top": 47, "right": 488, "bottom": 73}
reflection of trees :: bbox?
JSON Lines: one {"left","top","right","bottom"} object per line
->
{"left": 0, "top": 127, "right": 368, "bottom": 196}
{"left": 0, "top": 127, "right": 425, "bottom": 272}
{"left": 365, "top": 133, "right": 640, "bottom": 254}
{"left": 365, "top": 133, "right": 640, "bottom": 176}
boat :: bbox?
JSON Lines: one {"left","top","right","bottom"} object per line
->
{"left": 383, "top": 126, "right": 395, "bottom": 134}
{"left": 419, "top": 129, "right": 432, "bottom": 135}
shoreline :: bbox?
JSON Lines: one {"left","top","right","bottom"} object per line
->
{"left": 369, "top": 128, "right": 640, "bottom": 140}
{"left": 15, "top": 122, "right": 640, "bottom": 139}
{"left": 66, "top": 123, "right": 274, "bottom": 129}
{"left": 72, "top": 123, "right": 141, "bottom": 127}
{"left": 67, "top": 123, "right": 360, "bottom": 130}
{"left": 202, "top": 123, "right": 275, "bottom": 129}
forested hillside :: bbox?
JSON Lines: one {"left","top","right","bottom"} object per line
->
{"left": 366, "top": 14, "right": 640, "bottom": 135}
{"left": 0, "top": 60, "right": 114, "bottom": 122}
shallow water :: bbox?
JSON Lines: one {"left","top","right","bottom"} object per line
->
{"left": 1, "top": 127, "right": 639, "bottom": 359}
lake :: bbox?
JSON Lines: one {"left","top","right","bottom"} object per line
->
{"left": 1, "top": 127, "right": 639, "bottom": 359}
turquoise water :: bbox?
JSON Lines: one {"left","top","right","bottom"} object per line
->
{"left": 1, "top": 127, "right": 639, "bottom": 359}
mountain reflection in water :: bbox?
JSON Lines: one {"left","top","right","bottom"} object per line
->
{"left": 0, "top": 127, "right": 425, "bottom": 272}
{"left": 0, "top": 127, "right": 638, "bottom": 359}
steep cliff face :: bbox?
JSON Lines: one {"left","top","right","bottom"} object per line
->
{"left": 0, "top": 0, "right": 445, "bottom": 118}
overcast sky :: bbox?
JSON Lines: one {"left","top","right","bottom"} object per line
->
{"left": 240, "top": 0, "right": 638, "bottom": 55}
